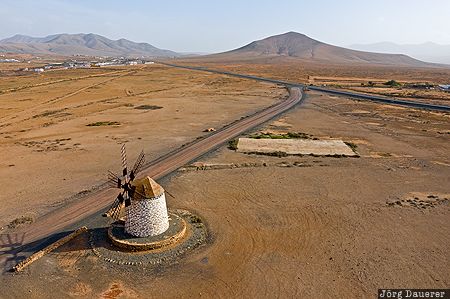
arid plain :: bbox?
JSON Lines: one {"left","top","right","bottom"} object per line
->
{"left": 0, "top": 64, "right": 285, "bottom": 229}
{"left": 0, "top": 58, "right": 448, "bottom": 298}
{"left": 174, "top": 58, "right": 450, "bottom": 106}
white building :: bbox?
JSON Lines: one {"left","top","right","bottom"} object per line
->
{"left": 438, "top": 85, "right": 450, "bottom": 91}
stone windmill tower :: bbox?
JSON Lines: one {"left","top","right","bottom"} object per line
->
{"left": 125, "top": 176, "right": 169, "bottom": 237}
{"left": 104, "top": 145, "right": 170, "bottom": 238}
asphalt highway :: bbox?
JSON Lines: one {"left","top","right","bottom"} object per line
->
{"left": 160, "top": 62, "right": 450, "bottom": 112}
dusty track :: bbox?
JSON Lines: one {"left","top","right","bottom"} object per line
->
{"left": 0, "top": 68, "right": 130, "bottom": 95}
{"left": 0, "top": 70, "right": 137, "bottom": 126}
{"left": 11, "top": 87, "right": 303, "bottom": 253}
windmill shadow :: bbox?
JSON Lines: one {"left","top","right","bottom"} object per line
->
{"left": 0, "top": 145, "right": 148, "bottom": 273}
{"left": 0, "top": 230, "right": 86, "bottom": 274}
{"left": 0, "top": 232, "right": 27, "bottom": 274}
{"left": 0, "top": 226, "right": 125, "bottom": 274}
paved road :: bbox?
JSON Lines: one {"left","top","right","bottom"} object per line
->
{"left": 160, "top": 62, "right": 450, "bottom": 112}
{"left": 4, "top": 86, "right": 303, "bottom": 258}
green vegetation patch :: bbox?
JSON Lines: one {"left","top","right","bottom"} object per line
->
{"left": 383, "top": 80, "right": 402, "bottom": 87}
{"left": 344, "top": 141, "right": 358, "bottom": 153}
{"left": 249, "top": 131, "right": 317, "bottom": 140}
{"left": 86, "top": 121, "right": 121, "bottom": 127}
{"left": 228, "top": 139, "right": 239, "bottom": 150}
{"left": 32, "top": 109, "right": 67, "bottom": 118}
{"left": 8, "top": 215, "right": 34, "bottom": 229}
{"left": 189, "top": 215, "right": 203, "bottom": 224}
{"left": 134, "top": 105, "right": 163, "bottom": 110}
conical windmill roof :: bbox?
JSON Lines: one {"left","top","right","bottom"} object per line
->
{"left": 132, "top": 176, "right": 164, "bottom": 200}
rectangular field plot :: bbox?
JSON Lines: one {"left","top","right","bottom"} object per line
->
{"left": 236, "top": 138, "right": 357, "bottom": 156}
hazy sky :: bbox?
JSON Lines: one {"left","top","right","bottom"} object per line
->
{"left": 1, "top": 0, "right": 449, "bottom": 52}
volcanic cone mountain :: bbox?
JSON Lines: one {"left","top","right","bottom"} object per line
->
{"left": 203, "top": 32, "right": 435, "bottom": 67}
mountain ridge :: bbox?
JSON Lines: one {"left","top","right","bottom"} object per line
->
{"left": 0, "top": 33, "right": 179, "bottom": 57}
{"left": 349, "top": 41, "right": 450, "bottom": 64}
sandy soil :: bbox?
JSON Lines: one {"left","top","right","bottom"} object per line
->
{"left": 1, "top": 91, "right": 448, "bottom": 298}
{"left": 0, "top": 64, "right": 286, "bottom": 228}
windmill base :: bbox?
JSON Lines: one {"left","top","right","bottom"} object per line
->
{"left": 108, "top": 211, "right": 186, "bottom": 251}
{"left": 90, "top": 209, "right": 208, "bottom": 266}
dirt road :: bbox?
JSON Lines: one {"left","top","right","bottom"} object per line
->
{"left": 11, "top": 87, "right": 303, "bottom": 254}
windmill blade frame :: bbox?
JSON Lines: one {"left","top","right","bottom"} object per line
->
{"left": 103, "top": 192, "right": 125, "bottom": 219}
{"left": 121, "top": 144, "right": 128, "bottom": 177}
{"left": 130, "top": 150, "right": 146, "bottom": 180}
{"left": 103, "top": 145, "right": 146, "bottom": 220}
{"left": 107, "top": 170, "right": 121, "bottom": 188}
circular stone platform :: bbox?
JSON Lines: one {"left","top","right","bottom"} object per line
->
{"left": 89, "top": 209, "right": 208, "bottom": 266}
{"left": 108, "top": 211, "right": 186, "bottom": 251}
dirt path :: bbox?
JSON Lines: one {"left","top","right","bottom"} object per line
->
{"left": 0, "top": 70, "right": 137, "bottom": 126}
{"left": 10, "top": 87, "right": 303, "bottom": 254}
{"left": 0, "top": 68, "right": 130, "bottom": 95}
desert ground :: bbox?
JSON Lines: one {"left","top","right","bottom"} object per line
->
{"left": 1, "top": 69, "right": 448, "bottom": 298}
{"left": 172, "top": 58, "right": 450, "bottom": 106}
{"left": 0, "top": 64, "right": 286, "bottom": 229}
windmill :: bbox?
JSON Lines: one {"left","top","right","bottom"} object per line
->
{"left": 104, "top": 144, "right": 171, "bottom": 238}
{"left": 103, "top": 144, "right": 146, "bottom": 220}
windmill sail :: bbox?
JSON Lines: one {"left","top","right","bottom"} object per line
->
{"left": 103, "top": 144, "right": 146, "bottom": 220}
{"left": 121, "top": 144, "right": 128, "bottom": 177}
{"left": 131, "top": 150, "right": 145, "bottom": 177}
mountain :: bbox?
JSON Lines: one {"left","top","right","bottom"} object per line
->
{"left": 0, "top": 33, "right": 179, "bottom": 57}
{"left": 201, "top": 32, "right": 436, "bottom": 67}
{"left": 349, "top": 42, "right": 450, "bottom": 64}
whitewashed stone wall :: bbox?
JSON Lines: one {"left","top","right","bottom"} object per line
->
{"left": 125, "top": 193, "right": 170, "bottom": 237}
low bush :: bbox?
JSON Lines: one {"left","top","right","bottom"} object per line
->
{"left": 86, "top": 121, "right": 120, "bottom": 127}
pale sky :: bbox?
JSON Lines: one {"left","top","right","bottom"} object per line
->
{"left": 1, "top": 0, "right": 449, "bottom": 53}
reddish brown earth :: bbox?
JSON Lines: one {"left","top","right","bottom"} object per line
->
{"left": 0, "top": 64, "right": 286, "bottom": 230}
{"left": 1, "top": 88, "right": 448, "bottom": 298}
{"left": 3, "top": 87, "right": 301, "bottom": 251}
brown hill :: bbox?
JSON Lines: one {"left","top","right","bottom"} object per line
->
{"left": 198, "top": 32, "right": 437, "bottom": 67}
{"left": 0, "top": 33, "right": 179, "bottom": 58}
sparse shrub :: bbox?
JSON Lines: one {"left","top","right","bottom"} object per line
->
{"left": 228, "top": 139, "right": 238, "bottom": 150}
{"left": 7, "top": 215, "right": 34, "bottom": 229}
{"left": 344, "top": 141, "right": 358, "bottom": 153}
{"left": 249, "top": 131, "right": 313, "bottom": 140}
{"left": 86, "top": 121, "right": 120, "bottom": 127}
{"left": 268, "top": 151, "right": 288, "bottom": 157}
{"left": 134, "top": 105, "right": 163, "bottom": 110}
{"left": 383, "top": 80, "right": 401, "bottom": 87}
{"left": 189, "top": 215, "right": 202, "bottom": 224}
{"left": 378, "top": 152, "right": 392, "bottom": 157}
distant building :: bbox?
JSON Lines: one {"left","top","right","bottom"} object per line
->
{"left": 0, "top": 58, "right": 20, "bottom": 63}
{"left": 406, "top": 83, "right": 435, "bottom": 90}
{"left": 438, "top": 85, "right": 450, "bottom": 91}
